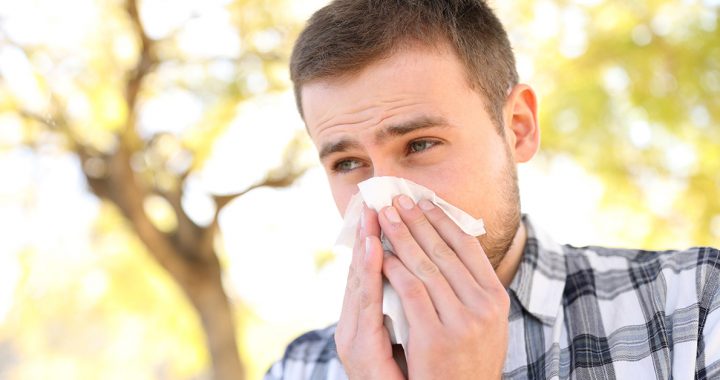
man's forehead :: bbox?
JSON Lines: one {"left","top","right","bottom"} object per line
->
{"left": 300, "top": 47, "right": 469, "bottom": 131}
{"left": 301, "top": 78, "right": 396, "bottom": 138}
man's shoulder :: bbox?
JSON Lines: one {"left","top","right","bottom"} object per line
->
{"left": 283, "top": 323, "right": 338, "bottom": 362}
{"left": 562, "top": 244, "right": 720, "bottom": 310}
{"left": 564, "top": 244, "right": 720, "bottom": 274}
{"left": 546, "top": 244, "right": 720, "bottom": 380}
{"left": 264, "top": 324, "right": 343, "bottom": 380}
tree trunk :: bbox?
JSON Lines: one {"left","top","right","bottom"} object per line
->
{"left": 93, "top": 147, "right": 246, "bottom": 379}
{"left": 179, "top": 255, "right": 245, "bottom": 380}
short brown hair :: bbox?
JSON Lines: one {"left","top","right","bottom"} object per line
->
{"left": 290, "top": 0, "right": 518, "bottom": 129}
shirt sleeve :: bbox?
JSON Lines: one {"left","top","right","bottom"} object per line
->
{"left": 262, "top": 325, "right": 344, "bottom": 380}
{"left": 263, "top": 359, "right": 285, "bottom": 380}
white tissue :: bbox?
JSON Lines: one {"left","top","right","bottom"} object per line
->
{"left": 334, "top": 176, "right": 486, "bottom": 352}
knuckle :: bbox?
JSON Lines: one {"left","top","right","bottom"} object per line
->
{"left": 382, "top": 253, "right": 400, "bottom": 271}
{"left": 475, "top": 292, "right": 509, "bottom": 321}
{"left": 400, "top": 279, "right": 427, "bottom": 300}
{"left": 393, "top": 224, "right": 413, "bottom": 241}
{"left": 478, "top": 302, "right": 498, "bottom": 320}
{"left": 420, "top": 204, "right": 443, "bottom": 220}
{"left": 494, "top": 288, "right": 511, "bottom": 313}
{"left": 383, "top": 217, "right": 411, "bottom": 238}
{"left": 415, "top": 259, "right": 439, "bottom": 277}
{"left": 348, "top": 270, "right": 361, "bottom": 291}
{"left": 485, "top": 284, "right": 510, "bottom": 307}
{"left": 358, "top": 288, "right": 372, "bottom": 309}
{"left": 430, "top": 242, "right": 454, "bottom": 260}
{"left": 347, "top": 262, "right": 356, "bottom": 275}
{"left": 453, "top": 309, "right": 476, "bottom": 329}
{"left": 464, "top": 314, "right": 483, "bottom": 334}
{"left": 409, "top": 213, "right": 431, "bottom": 229}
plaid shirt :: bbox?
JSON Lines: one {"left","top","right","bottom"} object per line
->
{"left": 265, "top": 216, "right": 720, "bottom": 379}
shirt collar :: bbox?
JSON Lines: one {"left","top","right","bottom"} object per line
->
{"left": 508, "top": 215, "right": 567, "bottom": 326}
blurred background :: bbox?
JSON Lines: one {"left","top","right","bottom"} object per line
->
{"left": 0, "top": 0, "right": 718, "bottom": 379}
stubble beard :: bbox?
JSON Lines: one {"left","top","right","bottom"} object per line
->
{"left": 479, "top": 150, "right": 522, "bottom": 270}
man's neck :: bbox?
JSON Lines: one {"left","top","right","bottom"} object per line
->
{"left": 495, "top": 221, "right": 527, "bottom": 288}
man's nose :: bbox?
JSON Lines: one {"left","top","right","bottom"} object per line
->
{"left": 371, "top": 162, "right": 401, "bottom": 178}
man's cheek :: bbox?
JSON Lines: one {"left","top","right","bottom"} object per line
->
{"left": 332, "top": 187, "right": 354, "bottom": 218}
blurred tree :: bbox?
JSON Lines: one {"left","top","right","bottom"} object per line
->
{"left": 0, "top": 0, "right": 305, "bottom": 379}
{"left": 496, "top": 0, "right": 720, "bottom": 247}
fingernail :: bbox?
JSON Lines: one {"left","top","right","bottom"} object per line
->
{"left": 397, "top": 195, "right": 414, "bottom": 210}
{"left": 384, "top": 207, "right": 401, "bottom": 223}
{"left": 360, "top": 209, "right": 366, "bottom": 231}
{"left": 365, "top": 236, "right": 372, "bottom": 258}
{"left": 418, "top": 199, "right": 434, "bottom": 211}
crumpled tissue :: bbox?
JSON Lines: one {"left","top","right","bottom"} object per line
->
{"left": 335, "top": 176, "right": 486, "bottom": 352}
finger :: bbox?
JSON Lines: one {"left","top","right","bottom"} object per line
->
{"left": 344, "top": 205, "right": 381, "bottom": 313}
{"left": 346, "top": 205, "right": 379, "bottom": 295}
{"left": 338, "top": 209, "right": 368, "bottom": 338}
{"left": 356, "top": 235, "right": 388, "bottom": 334}
{"left": 363, "top": 204, "right": 380, "bottom": 240}
{"left": 392, "top": 195, "right": 484, "bottom": 307}
{"left": 417, "top": 198, "right": 501, "bottom": 290}
{"left": 379, "top": 206, "right": 464, "bottom": 320}
{"left": 343, "top": 206, "right": 385, "bottom": 336}
{"left": 382, "top": 253, "right": 441, "bottom": 328}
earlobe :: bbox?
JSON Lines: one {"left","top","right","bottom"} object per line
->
{"left": 504, "top": 84, "right": 540, "bottom": 163}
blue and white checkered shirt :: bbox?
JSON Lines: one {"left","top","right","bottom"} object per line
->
{"left": 265, "top": 216, "right": 720, "bottom": 379}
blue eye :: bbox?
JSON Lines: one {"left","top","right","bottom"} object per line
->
{"left": 408, "top": 140, "right": 438, "bottom": 153}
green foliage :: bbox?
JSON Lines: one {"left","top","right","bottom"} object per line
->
{"left": 498, "top": 0, "right": 720, "bottom": 247}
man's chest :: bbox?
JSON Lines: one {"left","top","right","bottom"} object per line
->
{"left": 503, "top": 295, "right": 702, "bottom": 379}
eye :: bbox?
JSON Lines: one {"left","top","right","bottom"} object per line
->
{"left": 408, "top": 139, "right": 439, "bottom": 154}
{"left": 332, "top": 158, "right": 364, "bottom": 173}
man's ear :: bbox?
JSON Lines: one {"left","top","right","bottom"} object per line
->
{"left": 502, "top": 84, "right": 540, "bottom": 163}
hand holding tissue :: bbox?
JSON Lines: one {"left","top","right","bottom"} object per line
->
{"left": 335, "top": 176, "right": 486, "bottom": 351}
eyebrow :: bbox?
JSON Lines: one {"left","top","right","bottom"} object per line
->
{"left": 318, "top": 116, "right": 450, "bottom": 161}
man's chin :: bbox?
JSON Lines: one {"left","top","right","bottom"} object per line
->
{"left": 479, "top": 210, "right": 521, "bottom": 269}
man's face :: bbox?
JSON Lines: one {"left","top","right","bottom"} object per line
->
{"left": 301, "top": 45, "right": 525, "bottom": 265}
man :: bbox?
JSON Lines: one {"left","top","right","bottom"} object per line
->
{"left": 265, "top": 0, "right": 720, "bottom": 378}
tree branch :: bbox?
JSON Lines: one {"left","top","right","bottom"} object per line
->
{"left": 159, "top": 187, "right": 203, "bottom": 257}
{"left": 198, "top": 164, "right": 309, "bottom": 261}
{"left": 107, "top": 146, "right": 198, "bottom": 278}
{"left": 123, "top": 0, "right": 157, "bottom": 151}
{"left": 19, "top": 107, "right": 195, "bottom": 278}
{"left": 212, "top": 131, "right": 311, "bottom": 213}
{"left": 17, "top": 109, "right": 81, "bottom": 152}
{"left": 213, "top": 167, "right": 308, "bottom": 213}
